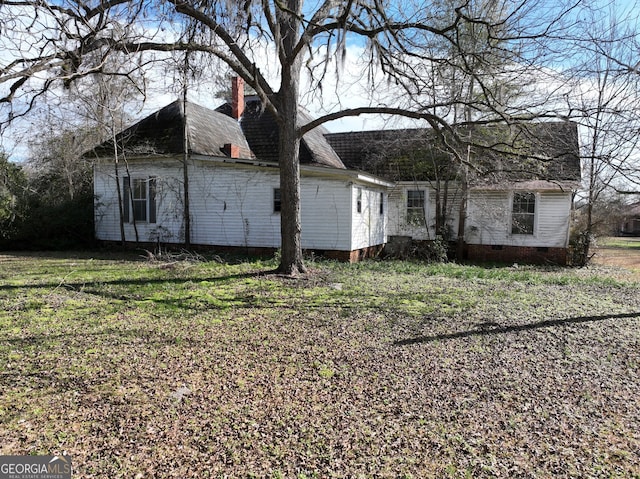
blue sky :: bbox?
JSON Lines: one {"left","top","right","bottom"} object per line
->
{"left": 1, "top": 0, "right": 639, "bottom": 162}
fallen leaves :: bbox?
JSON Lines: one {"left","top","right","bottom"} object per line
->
{"left": 1, "top": 255, "right": 639, "bottom": 477}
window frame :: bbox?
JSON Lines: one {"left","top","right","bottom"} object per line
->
{"left": 273, "top": 188, "right": 281, "bottom": 213}
{"left": 132, "top": 178, "right": 148, "bottom": 222}
{"left": 406, "top": 189, "right": 426, "bottom": 226}
{"left": 511, "top": 191, "right": 536, "bottom": 235}
{"left": 356, "top": 187, "right": 363, "bottom": 214}
{"left": 123, "top": 176, "right": 156, "bottom": 224}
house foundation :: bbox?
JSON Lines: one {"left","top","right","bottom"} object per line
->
{"left": 98, "top": 240, "right": 383, "bottom": 263}
{"left": 467, "top": 244, "right": 568, "bottom": 265}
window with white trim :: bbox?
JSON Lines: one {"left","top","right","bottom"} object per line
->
{"left": 511, "top": 192, "right": 535, "bottom": 234}
{"left": 406, "top": 190, "right": 425, "bottom": 225}
{"left": 356, "top": 187, "right": 362, "bottom": 213}
{"left": 123, "top": 176, "right": 156, "bottom": 223}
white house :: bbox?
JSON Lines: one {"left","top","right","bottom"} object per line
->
{"left": 91, "top": 81, "right": 392, "bottom": 262}
{"left": 90, "top": 79, "right": 581, "bottom": 264}
{"left": 326, "top": 123, "right": 581, "bottom": 264}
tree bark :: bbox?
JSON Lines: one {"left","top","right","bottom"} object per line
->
{"left": 277, "top": 97, "right": 305, "bottom": 275}
{"left": 276, "top": 0, "right": 306, "bottom": 275}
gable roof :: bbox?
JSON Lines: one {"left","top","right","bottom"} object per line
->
{"left": 89, "top": 100, "right": 252, "bottom": 158}
{"left": 326, "top": 121, "right": 581, "bottom": 189}
{"left": 216, "top": 98, "right": 345, "bottom": 169}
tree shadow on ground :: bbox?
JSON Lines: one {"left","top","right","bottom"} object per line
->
{"left": 0, "top": 270, "right": 268, "bottom": 293}
{"left": 394, "top": 311, "right": 640, "bottom": 346}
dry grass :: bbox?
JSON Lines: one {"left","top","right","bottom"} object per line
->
{"left": 592, "top": 237, "right": 640, "bottom": 281}
{"left": 1, "top": 252, "right": 639, "bottom": 478}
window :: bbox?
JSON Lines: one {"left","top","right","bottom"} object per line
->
{"left": 273, "top": 188, "right": 281, "bottom": 213}
{"left": 132, "top": 178, "right": 147, "bottom": 222}
{"left": 379, "top": 192, "right": 384, "bottom": 215}
{"left": 511, "top": 192, "right": 535, "bottom": 234}
{"left": 123, "top": 176, "right": 156, "bottom": 223}
{"left": 406, "top": 190, "right": 425, "bottom": 225}
{"left": 356, "top": 187, "right": 362, "bottom": 213}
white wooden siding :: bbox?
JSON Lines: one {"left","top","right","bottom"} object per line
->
{"left": 466, "top": 190, "right": 572, "bottom": 248}
{"left": 465, "top": 190, "right": 510, "bottom": 245}
{"left": 94, "top": 161, "right": 185, "bottom": 243}
{"left": 351, "top": 184, "right": 387, "bottom": 249}
{"left": 384, "top": 181, "right": 572, "bottom": 248}
{"left": 301, "top": 176, "right": 354, "bottom": 250}
{"left": 95, "top": 157, "right": 374, "bottom": 251}
{"left": 387, "top": 182, "right": 463, "bottom": 240}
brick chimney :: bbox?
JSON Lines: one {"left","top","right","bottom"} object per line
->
{"left": 231, "top": 76, "right": 244, "bottom": 120}
{"left": 223, "top": 143, "right": 241, "bottom": 159}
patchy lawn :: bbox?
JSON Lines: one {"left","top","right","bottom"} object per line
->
{"left": 1, "top": 252, "right": 639, "bottom": 478}
{"left": 593, "top": 237, "right": 640, "bottom": 279}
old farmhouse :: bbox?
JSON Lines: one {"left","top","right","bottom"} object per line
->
{"left": 90, "top": 80, "right": 581, "bottom": 264}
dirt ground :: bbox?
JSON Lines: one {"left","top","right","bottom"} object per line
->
{"left": 591, "top": 237, "right": 640, "bottom": 280}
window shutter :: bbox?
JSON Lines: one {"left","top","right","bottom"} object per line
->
{"left": 149, "top": 177, "right": 157, "bottom": 224}
{"left": 123, "top": 176, "right": 130, "bottom": 223}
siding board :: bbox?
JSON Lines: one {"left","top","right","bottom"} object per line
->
{"left": 95, "top": 156, "right": 383, "bottom": 253}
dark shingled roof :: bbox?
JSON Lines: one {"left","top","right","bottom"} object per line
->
{"left": 326, "top": 122, "right": 581, "bottom": 188}
{"left": 325, "top": 128, "right": 446, "bottom": 180}
{"left": 89, "top": 100, "right": 252, "bottom": 159}
{"left": 216, "top": 98, "right": 345, "bottom": 169}
{"left": 90, "top": 98, "right": 345, "bottom": 170}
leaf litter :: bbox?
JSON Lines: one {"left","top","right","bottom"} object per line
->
{"left": 0, "top": 255, "right": 639, "bottom": 477}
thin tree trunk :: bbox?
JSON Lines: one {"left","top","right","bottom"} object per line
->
{"left": 456, "top": 147, "right": 470, "bottom": 262}
{"left": 112, "top": 127, "right": 126, "bottom": 246}
{"left": 123, "top": 158, "right": 139, "bottom": 244}
{"left": 456, "top": 181, "right": 467, "bottom": 261}
{"left": 434, "top": 177, "right": 442, "bottom": 238}
{"left": 182, "top": 95, "right": 191, "bottom": 248}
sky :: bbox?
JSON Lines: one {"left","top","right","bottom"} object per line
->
{"left": 1, "top": 0, "right": 639, "bottom": 163}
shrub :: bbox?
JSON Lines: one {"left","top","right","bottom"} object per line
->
{"left": 569, "top": 230, "right": 594, "bottom": 266}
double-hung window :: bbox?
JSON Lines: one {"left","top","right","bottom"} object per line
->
{"left": 273, "top": 188, "right": 281, "bottom": 213}
{"left": 123, "top": 177, "right": 156, "bottom": 223}
{"left": 406, "top": 190, "right": 425, "bottom": 225}
{"left": 511, "top": 192, "right": 535, "bottom": 234}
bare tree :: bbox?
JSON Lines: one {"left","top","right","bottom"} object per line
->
{"left": 562, "top": 3, "right": 640, "bottom": 256}
{"left": 1, "top": 0, "right": 585, "bottom": 274}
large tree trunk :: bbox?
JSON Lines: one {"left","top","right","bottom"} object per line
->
{"left": 277, "top": 98, "right": 306, "bottom": 275}
{"left": 276, "top": 0, "right": 306, "bottom": 275}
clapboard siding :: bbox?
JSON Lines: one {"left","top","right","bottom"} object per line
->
{"left": 94, "top": 160, "right": 185, "bottom": 243}
{"left": 351, "top": 185, "right": 387, "bottom": 250}
{"left": 466, "top": 191, "right": 510, "bottom": 245}
{"left": 95, "top": 157, "right": 375, "bottom": 252}
{"left": 301, "top": 177, "right": 354, "bottom": 250}
{"left": 532, "top": 192, "right": 572, "bottom": 247}
{"left": 466, "top": 190, "right": 572, "bottom": 248}
{"left": 188, "top": 161, "right": 280, "bottom": 247}
{"left": 384, "top": 182, "right": 573, "bottom": 249}
{"left": 387, "top": 183, "right": 463, "bottom": 240}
